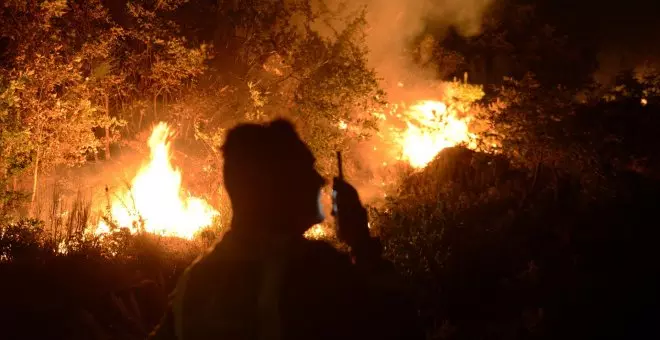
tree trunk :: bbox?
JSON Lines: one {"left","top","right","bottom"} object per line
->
{"left": 185, "top": 117, "right": 191, "bottom": 139}
{"left": 1, "top": 168, "right": 6, "bottom": 191}
{"left": 30, "top": 148, "right": 40, "bottom": 216}
{"left": 518, "top": 161, "right": 541, "bottom": 210}
{"left": 153, "top": 93, "right": 158, "bottom": 121}
{"left": 104, "top": 94, "right": 112, "bottom": 160}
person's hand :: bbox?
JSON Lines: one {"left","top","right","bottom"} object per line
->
{"left": 332, "top": 177, "right": 371, "bottom": 249}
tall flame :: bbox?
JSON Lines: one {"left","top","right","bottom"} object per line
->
{"left": 98, "top": 122, "right": 218, "bottom": 239}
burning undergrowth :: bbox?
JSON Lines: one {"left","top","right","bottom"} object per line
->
{"left": 15, "top": 69, "right": 499, "bottom": 251}
{"left": 97, "top": 122, "right": 219, "bottom": 240}
{"left": 3, "top": 0, "right": 502, "bottom": 246}
{"left": 342, "top": 77, "right": 496, "bottom": 204}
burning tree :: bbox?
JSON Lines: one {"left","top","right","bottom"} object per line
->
{"left": 0, "top": 0, "right": 112, "bottom": 214}
{"left": 0, "top": 0, "right": 211, "bottom": 221}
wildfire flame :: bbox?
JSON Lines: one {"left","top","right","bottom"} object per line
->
{"left": 97, "top": 122, "right": 219, "bottom": 239}
{"left": 343, "top": 96, "right": 479, "bottom": 171}
{"left": 397, "top": 100, "right": 477, "bottom": 168}
{"left": 304, "top": 224, "right": 329, "bottom": 239}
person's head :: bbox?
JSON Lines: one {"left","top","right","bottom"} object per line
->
{"left": 222, "top": 119, "right": 326, "bottom": 235}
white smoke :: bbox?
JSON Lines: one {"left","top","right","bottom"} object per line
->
{"left": 311, "top": 0, "right": 495, "bottom": 81}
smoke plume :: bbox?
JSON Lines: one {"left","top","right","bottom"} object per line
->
{"left": 313, "top": 0, "right": 494, "bottom": 86}
{"left": 364, "top": 0, "right": 492, "bottom": 78}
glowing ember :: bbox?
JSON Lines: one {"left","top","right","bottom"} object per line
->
{"left": 304, "top": 224, "right": 330, "bottom": 240}
{"left": 57, "top": 240, "right": 68, "bottom": 255}
{"left": 98, "top": 122, "right": 219, "bottom": 239}
{"left": 397, "top": 100, "right": 477, "bottom": 168}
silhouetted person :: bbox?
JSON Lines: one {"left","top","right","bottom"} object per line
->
{"left": 148, "top": 119, "right": 422, "bottom": 340}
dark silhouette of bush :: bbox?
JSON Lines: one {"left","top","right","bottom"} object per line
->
{"left": 372, "top": 147, "right": 660, "bottom": 339}
{"left": 2, "top": 148, "right": 659, "bottom": 339}
{"left": 0, "top": 223, "right": 202, "bottom": 339}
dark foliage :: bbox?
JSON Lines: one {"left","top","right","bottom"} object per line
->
{"left": 373, "top": 147, "right": 660, "bottom": 339}
{"left": 0, "top": 226, "right": 201, "bottom": 340}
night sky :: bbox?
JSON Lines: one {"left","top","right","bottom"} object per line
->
{"left": 537, "top": 0, "right": 660, "bottom": 79}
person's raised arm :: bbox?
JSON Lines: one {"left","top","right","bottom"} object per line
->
{"left": 332, "top": 177, "right": 424, "bottom": 339}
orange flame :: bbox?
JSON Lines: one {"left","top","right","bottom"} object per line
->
{"left": 303, "top": 224, "right": 329, "bottom": 239}
{"left": 396, "top": 100, "right": 477, "bottom": 168}
{"left": 98, "top": 122, "right": 219, "bottom": 239}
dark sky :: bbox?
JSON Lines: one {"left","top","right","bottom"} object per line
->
{"left": 537, "top": 0, "right": 660, "bottom": 80}
{"left": 102, "top": 0, "right": 660, "bottom": 62}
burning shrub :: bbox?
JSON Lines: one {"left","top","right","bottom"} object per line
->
{"left": 98, "top": 122, "right": 220, "bottom": 239}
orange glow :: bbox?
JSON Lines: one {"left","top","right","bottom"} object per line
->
{"left": 304, "top": 224, "right": 330, "bottom": 239}
{"left": 396, "top": 100, "right": 477, "bottom": 168}
{"left": 98, "top": 122, "right": 219, "bottom": 239}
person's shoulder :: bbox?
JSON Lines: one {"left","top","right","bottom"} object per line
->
{"left": 175, "top": 235, "right": 231, "bottom": 290}
{"left": 172, "top": 234, "right": 236, "bottom": 301}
